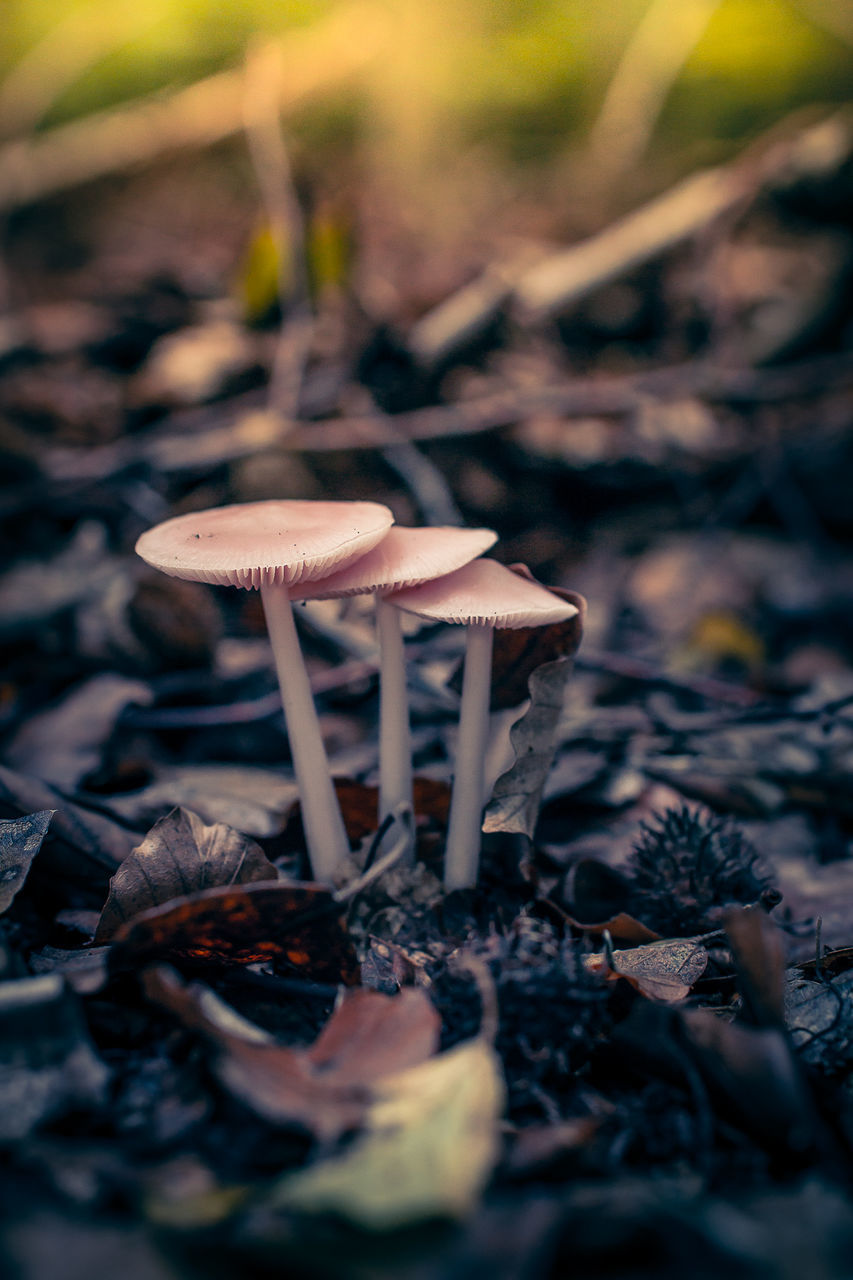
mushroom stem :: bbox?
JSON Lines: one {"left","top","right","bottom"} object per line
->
{"left": 444, "top": 621, "right": 494, "bottom": 891}
{"left": 376, "top": 597, "right": 415, "bottom": 863}
{"left": 260, "top": 582, "right": 350, "bottom": 882}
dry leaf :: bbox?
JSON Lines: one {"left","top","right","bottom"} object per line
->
{"left": 489, "top": 571, "right": 585, "bottom": 711}
{"left": 270, "top": 1037, "right": 504, "bottom": 1228}
{"left": 95, "top": 807, "right": 278, "bottom": 943}
{"left": 585, "top": 938, "right": 708, "bottom": 1002}
{"left": 0, "top": 765, "right": 139, "bottom": 873}
{"left": 110, "top": 880, "right": 359, "bottom": 983}
{"left": 145, "top": 969, "right": 441, "bottom": 1142}
{"left": 0, "top": 810, "right": 52, "bottom": 915}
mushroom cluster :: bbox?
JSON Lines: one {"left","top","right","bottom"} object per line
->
{"left": 136, "top": 500, "right": 578, "bottom": 889}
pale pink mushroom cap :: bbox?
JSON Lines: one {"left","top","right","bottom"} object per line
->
{"left": 289, "top": 525, "right": 498, "bottom": 601}
{"left": 135, "top": 500, "right": 394, "bottom": 590}
{"left": 388, "top": 558, "right": 579, "bottom": 628}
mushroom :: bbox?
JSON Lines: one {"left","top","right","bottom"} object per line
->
{"left": 388, "top": 559, "right": 578, "bottom": 890}
{"left": 291, "top": 525, "right": 497, "bottom": 860}
{"left": 135, "top": 499, "right": 393, "bottom": 882}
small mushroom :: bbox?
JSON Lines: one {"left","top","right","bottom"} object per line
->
{"left": 388, "top": 559, "right": 578, "bottom": 891}
{"left": 135, "top": 499, "right": 393, "bottom": 882}
{"left": 292, "top": 525, "right": 497, "bottom": 860}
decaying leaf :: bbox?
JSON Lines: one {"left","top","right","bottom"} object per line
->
{"left": 585, "top": 937, "right": 708, "bottom": 1003}
{"left": 95, "top": 807, "right": 278, "bottom": 943}
{"left": 725, "top": 905, "right": 786, "bottom": 1027}
{"left": 146, "top": 969, "right": 441, "bottom": 1142}
{"left": 0, "top": 973, "right": 109, "bottom": 1142}
{"left": 269, "top": 1037, "right": 504, "bottom": 1228}
{"left": 484, "top": 663, "right": 582, "bottom": 839}
{"left": 0, "top": 810, "right": 52, "bottom": 915}
{"left": 110, "top": 881, "right": 359, "bottom": 983}
{"left": 679, "top": 1007, "right": 818, "bottom": 1158}
{"left": 481, "top": 574, "right": 584, "bottom": 837}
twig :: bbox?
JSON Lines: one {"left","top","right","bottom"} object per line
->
{"left": 576, "top": 648, "right": 763, "bottom": 707}
{"left": 42, "top": 351, "right": 853, "bottom": 479}
{"left": 584, "top": 0, "right": 723, "bottom": 184}
{"left": 242, "top": 40, "right": 314, "bottom": 418}
{"left": 0, "top": 3, "right": 387, "bottom": 213}
{"left": 414, "top": 109, "right": 852, "bottom": 348}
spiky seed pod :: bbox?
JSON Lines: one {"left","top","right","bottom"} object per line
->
{"left": 626, "top": 804, "right": 773, "bottom": 937}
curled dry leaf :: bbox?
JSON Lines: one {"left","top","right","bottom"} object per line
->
{"left": 0, "top": 810, "right": 52, "bottom": 915}
{"left": 109, "top": 881, "right": 360, "bottom": 984}
{"left": 269, "top": 1037, "right": 504, "bottom": 1228}
{"left": 482, "top": 572, "right": 585, "bottom": 838}
{"left": 95, "top": 807, "right": 278, "bottom": 943}
{"left": 585, "top": 937, "right": 708, "bottom": 1003}
{"left": 145, "top": 968, "right": 441, "bottom": 1143}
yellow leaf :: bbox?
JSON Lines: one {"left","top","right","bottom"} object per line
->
{"left": 269, "top": 1037, "right": 504, "bottom": 1229}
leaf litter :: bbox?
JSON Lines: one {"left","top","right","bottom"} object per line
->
{"left": 2, "top": 107, "right": 853, "bottom": 1280}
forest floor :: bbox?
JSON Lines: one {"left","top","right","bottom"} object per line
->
{"left": 2, "top": 109, "right": 853, "bottom": 1279}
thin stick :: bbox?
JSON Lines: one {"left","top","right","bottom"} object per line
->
{"left": 260, "top": 582, "right": 350, "bottom": 882}
{"left": 242, "top": 40, "right": 314, "bottom": 418}
{"left": 444, "top": 624, "right": 494, "bottom": 891}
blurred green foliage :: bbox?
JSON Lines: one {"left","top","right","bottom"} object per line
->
{"left": 0, "top": 0, "right": 850, "bottom": 169}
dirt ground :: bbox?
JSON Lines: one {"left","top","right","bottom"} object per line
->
{"left": 2, "top": 112, "right": 853, "bottom": 1279}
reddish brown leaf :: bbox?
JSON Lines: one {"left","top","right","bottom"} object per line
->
{"left": 286, "top": 777, "right": 451, "bottom": 847}
{"left": 565, "top": 911, "right": 661, "bottom": 946}
{"left": 144, "top": 969, "right": 440, "bottom": 1142}
{"left": 562, "top": 858, "right": 662, "bottom": 945}
{"left": 110, "top": 881, "right": 359, "bottom": 984}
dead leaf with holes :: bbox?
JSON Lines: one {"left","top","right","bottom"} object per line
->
{"left": 95, "top": 807, "right": 278, "bottom": 943}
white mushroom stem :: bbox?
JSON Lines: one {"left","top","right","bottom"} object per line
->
{"left": 444, "top": 622, "right": 494, "bottom": 891}
{"left": 260, "top": 582, "right": 351, "bottom": 882}
{"left": 376, "top": 597, "right": 415, "bottom": 863}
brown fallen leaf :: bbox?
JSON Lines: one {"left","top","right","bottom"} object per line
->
{"left": 585, "top": 937, "right": 708, "bottom": 1002}
{"left": 145, "top": 968, "right": 440, "bottom": 1142}
{"left": 0, "top": 764, "right": 139, "bottom": 874}
{"left": 0, "top": 810, "right": 52, "bottom": 915}
{"left": 724, "top": 905, "right": 786, "bottom": 1028}
{"left": 561, "top": 858, "right": 662, "bottom": 945}
{"left": 109, "top": 880, "right": 360, "bottom": 983}
{"left": 95, "top": 807, "right": 278, "bottom": 943}
{"left": 286, "top": 777, "right": 451, "bottom": 847}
